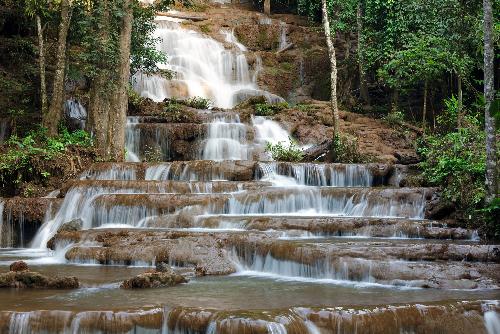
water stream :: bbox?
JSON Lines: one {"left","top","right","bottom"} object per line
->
{"left": 1, "top": 7, "right": 498, "bottom": 334}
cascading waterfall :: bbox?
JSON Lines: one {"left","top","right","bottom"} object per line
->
{"left": 133, "top": 20, "right": 262, "bottom": 108}
{"left": 64, "top": 99, "right": 87, "bottom": 130}
{"left": 201, "top": 115, "right": 250, "bottom": 161}
{"left": 253, "top": 116, "right": 291, "bottom": 147}
{"left": 257, "top": 162, "right": 374, "bottom": 187}
{"left": 125, "top": 116, "right": 141, "bottom": 162}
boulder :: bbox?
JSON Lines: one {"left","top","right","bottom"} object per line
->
{"left": 0, "top": 270, "right": 79, "bottom": 289}
{"left": 9, "top": 261, "right": 29, "bottom": 272}
{"left": 121, "top": 265, "right": 188, "bottom": 289}
{"left": 57, "top": 219, "right": 83, "bottom": 233}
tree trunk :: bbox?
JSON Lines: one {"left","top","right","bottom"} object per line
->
{"left": 422, "top": 80, "right": 428, "bottom": 129}
{"left": 357, "top": 3, "right": 370, "bottom": 105}
{"left": 391, "top": 89, "right": 399, "bottom": 113}
{"left": 36, "top": 15, "right": 48, "bottom": 119}
{"left": 483, "top": 0, "right": 497, "bottom": 204}
{"left": 45, "top": 0, "right": 72, "bottom": 136}
{"left": 264, "top": 0, "right": 271, "bottom": 15}
{"left": 109, "top": 0, "right": 133, "bottom": 162}
{"left": 457, "top": 74, "right": 463, "bottom": 127}
{"left": 321, "top": 0, "right": 339, "bottom": 139}
{"left": 88, "top": 0, "right": 111, "bottom": 159}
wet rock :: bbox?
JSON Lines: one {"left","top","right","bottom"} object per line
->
{"left": 426, "top": 192, "right": 456, "bottom": 219}
{"left": 121, "top": 266, "right": 188, "bottom": 289}
{"left": 394, "top": 150, "right": 420, "bottom": 165}
{"left": 57, "top": 219, "right": 82, "bottom": 233}
{"left": 9, "top": 261, "right": 28, "bottom": 272}
{"left": 0, "top": 270, "right": 79, "bottom": 289}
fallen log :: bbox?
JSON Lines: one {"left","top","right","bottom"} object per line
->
{"left": 301, "top": 139, "right": 332, "bottom": 162}
{"left": 156, "top": 11, "right": 207, "bottom": 22}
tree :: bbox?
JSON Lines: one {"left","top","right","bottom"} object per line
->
{"left": 482, "top": 0, "right": 497, "bottom": 204}
{"left": 45, "top": 0, "right": 72, "bottom": 136}
{"left": 109, "top": 0, "right": 133, "bottom": 161}
{"left": 23, "top": 0, "right": 51, "bottom": 121}
{"left": 321, "top": 0, "right": 339, "bottom": 139}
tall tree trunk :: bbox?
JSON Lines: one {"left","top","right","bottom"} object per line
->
{"left": 483, "top": 0, "right": 497, "bottom": 204}
{"left": 36, "top": 15, "right": 47, "bottom": 119}
{"left": 422, "top": 80, "right": 428, "bottom": 130}
{"left": 321, "top": 0, "right": 339, "bottom": 139}
{"left": 264, "top": 0, "right": 271, "bottom": 15}
{"left": 109, "top": 0, "right": 133, "bottom": 161}
{"left": 45, "top": 0, "right": 72, "bottom": 136}
{"left": 457, "top": 74, "right": 463, "bottom": 128}
{"left": 357, "top": 3, "right": 370, "bottom": 105}
{"left": 88, "top": 0, "right": 111, "bottom": 159}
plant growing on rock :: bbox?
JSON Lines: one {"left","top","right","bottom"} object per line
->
{"left": 265, "top": 139, "right": 304, "bottom": 162}
{"left": 185, "top": 96, "right": 212, "bottom": 109}
{"left": 254, "top": 102, "right": 289, "bottom": 116}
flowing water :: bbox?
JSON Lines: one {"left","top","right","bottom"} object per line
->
{"left": 1, "top": 8, "right": 499, "bottom": 334}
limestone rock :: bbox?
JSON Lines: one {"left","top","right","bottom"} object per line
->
{"left": 121, "top": 266, "right": 188, "bottom": 289}
{"left": 9, "top": 261, "right": 29, "bottom": 272}
{"left": 57, "top": 219, "right": 83, "bottom": 233}
{"left": 0, "top": 270, "right": 79, "bottom": 289}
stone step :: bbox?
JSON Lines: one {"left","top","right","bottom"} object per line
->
{"left": 0, "top": 301, "right": 498, "bottom": 334}
{"left": 51, "top": 229, "right": 500, "bottom": 289}
{"left": 81, "top": 161, "right": 407, "bottom": 186}
{"left": 60, "top": 180, "right": 272, "bottom": 196}
{"left": 146, "top": 215, "right": 476, "bottom": 240}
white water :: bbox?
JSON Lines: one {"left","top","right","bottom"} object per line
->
{"left": 133, "top": 20, "right": 261, "bottom": 108}
{"left": 484, "top": 311, "right": 500, "bottom": 334}
{"left": 125, "top": 116, "right": 141, "bottom": 162}
{"left": 201, "top": 115, "right": 250, "bottom": 160}
{"left": 253, "top": 116, "right": 292, "bottom": 148}
{"left": 222, "top": 189, "right": 425, "bottom": 219}
{"left": 80, "top": 164, "right": 137, "bottom": 180}
{"left": 257, "top": 162, "right": 374, "bottom": 187}
{"left": 64, "top": 99, "right": 87, "bottom": 130}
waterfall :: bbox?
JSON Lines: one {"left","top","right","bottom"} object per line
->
{"left": 125, "top": 116, "right": 141, "bottom": 162}
{"left": 201, "top": 115, "right": 250, "bottom": 161}
{"left": 278, "top": 22, "right": 291, "bottom": 51}
{"left": 257, "top": 162, "right": 374, "bottom": 187}
{"left": 133, "top": 20, "right": 262, "bottom": 108}
{"left": 64, "top": 99, "right": 87, "bottom": 130}
{"left": 253, "top": 116, "right": 292, "bottom": 148}
{"left": 0, "top": 200, "right": 4, "bottom": 247}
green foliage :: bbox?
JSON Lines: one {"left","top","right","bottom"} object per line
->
{"left": 383, "top": 110, "right": 405, "bottom": 126}
{"left": 265, "top": 140, "right": 304, "bottom": 162}
{"left": 477, "top": 198, "right": 500, "bottom": 238}
{"left": 0, "top": 127, "right": 92, "bottom": 194}
{"left": 128, "top": 87, "right": 144, "bottom": 108}
{"left": 254, "top": 102, "right": 289, "bottom": 116}
{"left": 418, "top": 120, "right": 486, "bottom": 218}
{"left": 184, "top": 96, "right": 212, "bottom": 109}
{"left": 331, "top": 133, "right": 367, "bottom": 163}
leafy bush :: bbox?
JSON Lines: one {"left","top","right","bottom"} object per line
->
{"left": 0, "top": 127, "right": 93, "bottom": 195}
{"left": 128, "top": 88, "right": 144, "bottom": 108}
{"left": 254, "top": 102, "right": 289, "bottom": 116}
{"left": 265, "top": 139, "right": 304, "bottom": 162}
{"left": 185, "top": 96, "right": 212, "bottom": 109}
{"left": 383, "top": 110, "right": 405, "bottom": 126}
{"left": 331, "top": 133, "right": 367, "bottom": 163}
{"left": 417, "top": 123, "right": 486, "bottom": 218}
